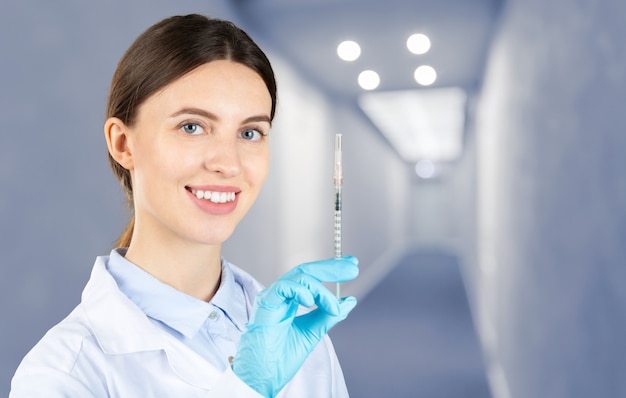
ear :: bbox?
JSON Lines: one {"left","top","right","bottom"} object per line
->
{"left": 104, "top": 117, "right": 134, "bottom": 170}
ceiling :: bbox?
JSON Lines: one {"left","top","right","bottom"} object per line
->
{"left": 232, "top": 0, "right": 504, "bottom": 171}
{"left": 233, "top": 0, "right": 504, "bottom": 102}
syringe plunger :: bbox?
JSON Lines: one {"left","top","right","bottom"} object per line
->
{"left": 334, "top": 134, "right": 342, "bottom": 186}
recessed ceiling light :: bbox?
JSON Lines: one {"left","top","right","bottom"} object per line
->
{"left": 358, "top": 70, "right": 380, "bottom": 90}
{"left": 415, "top": 159, "right": 436, "bottom": 179}
{"left": 407, "top": 33, "right": 431, "bottom": 55}
{"left": 337, "top": 40, "right": 361, "bottom": 61}
{"left": 414, "top": 65, "right": 437, "bottom": 86}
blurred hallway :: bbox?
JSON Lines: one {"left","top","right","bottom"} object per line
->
{"left": 331, "top": 249, "right": 491, "bottom": 397}
{"left": 3, "top": 1, "right": 626, "bottom": 396}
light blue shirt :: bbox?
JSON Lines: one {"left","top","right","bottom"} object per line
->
{"left": 107, "top": 248, "right": 247, "bottom": 370}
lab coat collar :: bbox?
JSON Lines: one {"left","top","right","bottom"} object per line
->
{"left": 82, "top": 257, "right": 224, "bottom": 388}
{"left": 81, "top": 256, "right": 264, "bottom": 390}
{"left": 82, "top": 257, "right": 165, "bottom": 354}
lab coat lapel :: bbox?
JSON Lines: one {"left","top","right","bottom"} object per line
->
{"left": 81, "top": 257, "right": 225, "bottom": 390}
{"left": 82, "top": 258, "right": 163, "bottom": 353}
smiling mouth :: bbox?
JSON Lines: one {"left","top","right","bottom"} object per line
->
{"left": 188, "top": 188, "right": 237, "bottom": 203}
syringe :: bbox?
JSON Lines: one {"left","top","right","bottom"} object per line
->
{"left": 333, "top": 134, "right": 343, "bottom": 298}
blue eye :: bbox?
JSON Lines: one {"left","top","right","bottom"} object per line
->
{"left": 241, "top": 128, "right": 263, "bottom": 141}
{"left": 181, "top": 123, "right": 203, "bottom": 135}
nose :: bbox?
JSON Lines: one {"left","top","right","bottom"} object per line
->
{"left": 204, "top": 135, "right": 242, "bottom": 177}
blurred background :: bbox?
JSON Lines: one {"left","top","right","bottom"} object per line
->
{"left": 1, "top": 0, "right": 625, "bottom": 397}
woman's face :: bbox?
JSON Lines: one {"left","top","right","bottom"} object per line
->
{"left": 124, "top": 60, "right": 272, "bottom": 246}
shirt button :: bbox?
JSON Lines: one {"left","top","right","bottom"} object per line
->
{"left": 208, "top": 311, "right": 218, "bottom": 320}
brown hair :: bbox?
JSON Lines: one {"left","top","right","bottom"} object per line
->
{"left": 106, "top": 14, "right": 277, "bottom": 248}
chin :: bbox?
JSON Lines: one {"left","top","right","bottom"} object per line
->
{"left": 191, "top": 229, "right": 236, "bottom": 246}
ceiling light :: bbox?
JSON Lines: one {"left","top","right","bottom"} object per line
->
{"left": 358, "top": 70, "right": 380, "bottom": 90}
{"left": 415, "top": 159, "right": 436, "bottom": 179}
{"left": 407, "top": 33, "right": 431, "bottom": 55}
{"left": 414, "top": 65, "right": 437, "bottom": 86}
{"left": 358, "top": 87, "right": 466, "bottom": 163}
{"left": 337, "top": 40, "right": 361, "bottom": 61}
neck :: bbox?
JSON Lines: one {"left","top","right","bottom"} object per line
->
{"left": 124, "top": 235, "right": 223, "bottom": 302}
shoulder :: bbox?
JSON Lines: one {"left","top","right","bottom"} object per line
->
{"left": 224, "top": 260, "right": 265, "bottom": 293}
{"left": 281, "top": 335, "right": 349, "bottom": 397}
{"left": 10, "top": 305, "right": 106, "bottom": 396}
{"left": 15, "top": 305, "right": 96, "bottom": 373}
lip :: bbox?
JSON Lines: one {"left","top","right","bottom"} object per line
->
{"left": 185, "top": 185, "right": 241, "bottom": 215}
{"left": 186, "top": 184, "right": 241, "bottom": 193}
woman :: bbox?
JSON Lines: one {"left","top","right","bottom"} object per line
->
{"left": 10, "top": 14, "right": 358, "bottom": 397}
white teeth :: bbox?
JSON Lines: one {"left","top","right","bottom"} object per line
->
{"left": 191, "top": 189, "right": 236, "bottom": 203}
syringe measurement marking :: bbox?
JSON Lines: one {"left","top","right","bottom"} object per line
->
{"left": 334, "top": 191, "right": 342, "bottom": 258}
{"left": 333, "top": 134, "right": 343, "bottom": 299}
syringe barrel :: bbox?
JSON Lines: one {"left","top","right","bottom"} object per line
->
{"left": 334, "top": 189, "right": 342, "bottom": 259}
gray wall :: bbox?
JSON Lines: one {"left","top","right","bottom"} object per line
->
{"left": 468, "top": 0, "right": 626, "bottom": 396}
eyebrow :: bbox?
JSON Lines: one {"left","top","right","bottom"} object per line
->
{"left": 170, "top": 107, "right": 272, "bottom": 126}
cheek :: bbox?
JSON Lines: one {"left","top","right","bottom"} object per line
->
{"left": 134, "top": 139, "right": 192, "bottom": 185}
{"left": 244, "top": 152, "right": 270, "bottom": 186}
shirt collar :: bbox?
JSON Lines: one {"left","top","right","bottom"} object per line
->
{"left": 211, "top": 259, "right": 249, "bottom": 331}
{"left": 107, "top": 248, "right": 247, "bottom": 338}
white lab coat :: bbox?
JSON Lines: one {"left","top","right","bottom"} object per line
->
{"left": 10, "top": 256, "right": 349, "bottom": 397}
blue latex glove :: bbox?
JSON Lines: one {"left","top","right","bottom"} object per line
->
{"left": 231, "top": 256, "right": 359, "bottom": 398}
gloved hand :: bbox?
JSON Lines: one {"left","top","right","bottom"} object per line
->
{"left": 231, "top": 256, "right": 359, "bottom": 398}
